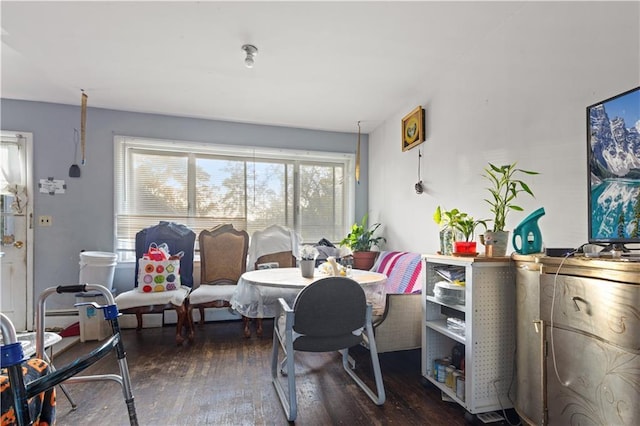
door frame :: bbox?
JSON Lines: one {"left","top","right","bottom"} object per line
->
{"left": 2, "top": 130, "right": 34, "bottom": 330}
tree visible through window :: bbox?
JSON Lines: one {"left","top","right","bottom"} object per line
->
{"left": 115, "top": 136, "right": 353, "bottom": 260}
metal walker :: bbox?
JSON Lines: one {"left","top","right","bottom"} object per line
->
{"left": 1, "top": 284, "right": 138, "bottom": 425}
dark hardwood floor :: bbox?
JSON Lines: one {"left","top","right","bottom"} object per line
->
{"left": 50, "top": 319, "right": 519, "bottom": 425}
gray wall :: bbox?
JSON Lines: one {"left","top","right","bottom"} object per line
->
{"left": 368, "top": 1, "right": 640, "bottom": 254}
{"left": 0, "top": 101, "right": 369, "bottom": 309}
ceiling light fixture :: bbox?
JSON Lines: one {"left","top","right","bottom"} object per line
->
{"left": 242, "top": 44, "right": 258, "bottom": 68}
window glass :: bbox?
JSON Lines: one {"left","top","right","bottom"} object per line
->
{"left": 115, "top": 136, "right": 353, "bottom": 260}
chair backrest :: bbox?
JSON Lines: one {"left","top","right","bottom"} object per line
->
{"left": 247, "top": 224, "right": 301, "bottom": 270}
{"left": 135, "top": 221, "right": 196, "bottom": 287}
{"left": 292, "top": 277, "right": 366, "bottom": 352}
{"left": 199, "top": 224, "right": 249, "bottom": 285}
{"left": 255, "top": 251, "right": 296, "bottom": 269}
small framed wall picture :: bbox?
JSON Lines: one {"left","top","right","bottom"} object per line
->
{"left": 401, "top": 106, "right": 425, "bottom": 152}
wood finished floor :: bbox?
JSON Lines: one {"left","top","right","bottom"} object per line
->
{"left": 51, "top": 319, "right": 519, "bottom": 425}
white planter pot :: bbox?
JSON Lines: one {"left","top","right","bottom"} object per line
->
{"left": 300, "top": 259, "right": 315, "bottom": 278}
{"left": 482, "top": 230, "right": 510, "bottom": 257}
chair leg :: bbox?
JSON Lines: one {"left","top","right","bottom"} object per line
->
{"left": 184, "top": 304, "right": 194, "bottom": 343}
{"left": 135, "top": 313, "right": 143, "bottom": 331}
{"left": 242, "top": 316, "right": 251, "bottom": 338}
{"left": 198, "top": 307, "right": 206, "bottom": 326}
{"left": 271, "top": 319, "right": 297, "bottom": 421}
{"left": 341, "top": 323, "right": 386, "bottom": 405}
{"left": 173, "top": 305, "right": 186, "bottom": 345}
{"left": 256, "top": 318, "right": 263, "bottom": 337}
{"left": 42, "top": 351, "right": 77, "bottom": 409}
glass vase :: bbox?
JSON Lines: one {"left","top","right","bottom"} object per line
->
{"left": 439, "top": 228, "right": 455, "bottom": 255}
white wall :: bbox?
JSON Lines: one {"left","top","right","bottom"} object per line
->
{"left": 369, "top": 2, "right": 640, "bottom": 254}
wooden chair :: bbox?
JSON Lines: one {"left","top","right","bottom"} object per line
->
{"left": 271, "top": 277, "right": 385, "bottom": 421}
{"left": 115, "top": 221, "right": 195, "bottom": 345}
{"left": 245, "top": 225, "right": 301, "bottom": 337}
{"left": 247, "top": 224, "right": 301, "bottom": 271}
{"left": 188, "top": 224, "right": 249, "bottom": 338}
{"left": 255, "top": 251, "right": 296, "bottom": 270}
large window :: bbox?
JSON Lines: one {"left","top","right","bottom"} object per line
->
{"left": 114, "top": 136, "right": 354, "bottom": 260}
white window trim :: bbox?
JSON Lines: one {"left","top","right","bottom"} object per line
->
{"left": 114, "top": 135, "right": 356, "bottom": 259}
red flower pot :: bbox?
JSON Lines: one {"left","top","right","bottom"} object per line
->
{"left": 454, "top": 241, "right": 477, "bottom": 254}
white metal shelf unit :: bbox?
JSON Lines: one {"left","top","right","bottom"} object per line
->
{"left": 422, "top": 255, "right": 516, "bottom": 415}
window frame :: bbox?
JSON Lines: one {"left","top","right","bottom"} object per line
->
{"left": 114, "top": 135, "right": 355, "bottom": 261}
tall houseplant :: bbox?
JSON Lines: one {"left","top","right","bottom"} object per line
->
{"left": 482, "top": 162, "right": 538, "bottom": 256}
{"left": 340, "top": 214, "right": 386, "bottom": 270}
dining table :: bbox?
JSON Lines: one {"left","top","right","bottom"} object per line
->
{"left": 230, "top": 267, "right": 388, "bottom": 319}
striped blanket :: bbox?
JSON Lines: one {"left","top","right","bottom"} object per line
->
{"left": 371, "top": 251, "right": 423, "bottom": 294}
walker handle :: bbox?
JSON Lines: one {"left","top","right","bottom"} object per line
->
{"left": 56, "top": 285, "right": 87, "bottom": 294}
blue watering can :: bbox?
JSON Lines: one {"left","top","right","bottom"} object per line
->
{"left": 512, "top": 207, "right": 545, "bottom": 255}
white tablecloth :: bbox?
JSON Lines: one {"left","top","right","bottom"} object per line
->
{"left": 230, "top": 267, "right": 387, "bottom": 318}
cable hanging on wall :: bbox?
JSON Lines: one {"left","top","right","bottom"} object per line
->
{"left": 415, "top": 148, "right": 424, "bottom": 194}
{"left": 355, "top": 121, "right": 361, "bottom": 184}
{"left": 80, "top": 89, "right": 88, "bottom": 165}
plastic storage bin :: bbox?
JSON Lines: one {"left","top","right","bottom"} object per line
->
{"left": 76, "top": 292, "right": 111, "bottom": 342}
{"left": 433, "top": 281, "right": 465, "bottom": 305}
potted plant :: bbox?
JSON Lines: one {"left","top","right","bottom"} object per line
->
{"left": 451, "top": 215, "right": 489, "bottom": 255}
{"left": 339, "top": 214, "right": 386, "bottom": 270}
{"left": 434, "top": 206, "right": 489, "bottom": 255}
{"left": 298, "top": 245, "right": 319, "bottom": 278}
{"left": 482, "top": 162, "right": 538, "bottom": 256}
{"left": 433, "top": 206, "right": 462, "bottom": 255}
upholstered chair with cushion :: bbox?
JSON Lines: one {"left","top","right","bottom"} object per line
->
{"left": 246, "top": 224, "right": 301, "bottom": 271}
{"left": 244, "top": 224, "right": 301, "bottom": 337}
{"left": 188, "top": 224, "right": 249, "bottom": 337}
{"left": 115, "top": 221, "right": 195, "bottom": 345}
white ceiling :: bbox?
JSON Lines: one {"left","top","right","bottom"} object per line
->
{"left": 1, "top": 1, "right": 526, "bottom": 133}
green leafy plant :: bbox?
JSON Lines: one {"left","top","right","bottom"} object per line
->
{"left": 339, "top": 214, "right": 386, "bottom": 252}
{"left": 434, "top": 206, "right": 488, "bottom": 241}
{"left": 483, "top": 162, "right": 539, "bottom": 232}
{"left": 433, "top": 206, "right": 461, "bottom": 230}
{"left": 453, "top": 216, "right": 489, "bottom": 242}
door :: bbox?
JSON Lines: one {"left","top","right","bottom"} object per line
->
{"left": 1, "top": 131, "right": 34, "bottom": 331}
